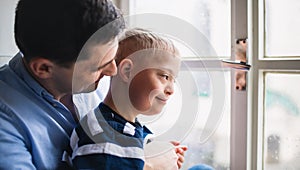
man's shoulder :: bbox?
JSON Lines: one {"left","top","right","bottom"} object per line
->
{"left": 0, "top": 79, "right": 51, "bottom": 128}
{"left": 0, "top": 79, "right": 35, "bottom": 112}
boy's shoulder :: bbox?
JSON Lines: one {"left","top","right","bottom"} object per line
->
{"left": 75, "top": 103, "right": 153, "bottom": 145}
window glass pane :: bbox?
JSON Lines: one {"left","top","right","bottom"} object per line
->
{"left": 139, "top": 71, "right": 231, "bottom": 169}
{"left": 265, "top": 0, "right": 300, "bottom": 57}
{"left": 129, "top": 0, "right": 230, "bottom": 58}
{"left": 264, "top": 73, "right": 300, "bottom": 169}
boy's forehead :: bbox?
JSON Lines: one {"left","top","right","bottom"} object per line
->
{"left": 128, "top": 49, "right": 181, "bottom": 75}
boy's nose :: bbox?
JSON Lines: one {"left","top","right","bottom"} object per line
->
{"left": 164, "top": 83, "right": 174, "bottom": 96}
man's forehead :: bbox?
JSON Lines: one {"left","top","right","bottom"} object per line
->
{"left": 76, "top": 40, "right": 118, "bottom": 67}
{"left": 96, "top": 38, "right": 118, "bottom": 52}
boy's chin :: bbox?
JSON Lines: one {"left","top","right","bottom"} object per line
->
{"left": 141, "top": 108, "right": 164, "bottom": 116}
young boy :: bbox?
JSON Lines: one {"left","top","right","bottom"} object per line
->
{"left": 65, "top": 28, "right": 184, "bottom": 169}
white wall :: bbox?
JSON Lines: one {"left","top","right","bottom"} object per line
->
{"left": 0, "top": 0, "right": 19, "bottom": 57}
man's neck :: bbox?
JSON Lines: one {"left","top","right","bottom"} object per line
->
{"left": 61, "top": 94, "right": 79, "bottom": 123}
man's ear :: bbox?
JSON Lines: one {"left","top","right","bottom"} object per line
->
{"left": 28, "top": 58, "right": 54, "bottom": 79}
{"left": 118, "top": 59, "right": 133, "bottom": 82}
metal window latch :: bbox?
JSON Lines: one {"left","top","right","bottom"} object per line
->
{"left": 221, "top": 38, "right": 251, "bottom": 91}
{"left": 221, "top": 59, "right": 251, "bottom": 71}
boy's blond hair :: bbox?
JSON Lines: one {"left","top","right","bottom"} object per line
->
{"left": 115, "top": 28, "right": 180, "bottom": 65}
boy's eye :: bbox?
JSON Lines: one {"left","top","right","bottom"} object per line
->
{"left": 160, "top": 73, "right": 176, "bottom": 83}
{"left": 163, "top": 74, "right": 169, "bottom": 80}
{"left": 160, "top": 74, "right": 169, "bottom": 80}
{"left": 158, "top": 70, "right": 176, "bottom": 83}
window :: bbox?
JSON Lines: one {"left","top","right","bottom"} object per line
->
{"left": 129, "top": 0, "right": 231, "bottom": 58}
{"left": 117, "top": 0, "right": 232, "bottom": 169}
{"left": 264, "top": 0, "right": 300, "bottom": 57}
{"left": 251, "top": 0, "right": 300, "bottom": 169}
{"left": 264, "top": 73, "right": 300, "bottom": 169}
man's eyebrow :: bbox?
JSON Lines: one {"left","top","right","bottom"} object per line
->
{"left": 97, "top": 58, "right": 115, "bottom": 70}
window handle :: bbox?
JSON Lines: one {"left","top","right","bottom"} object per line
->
{"left": 221, "top": 59, "right": 251, "bottom": 71}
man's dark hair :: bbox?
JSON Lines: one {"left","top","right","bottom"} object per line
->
{"left": 15, "top": 0, "right": 125, "bottom": 66}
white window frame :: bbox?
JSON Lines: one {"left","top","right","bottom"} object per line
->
{"left": 231, "top": 0, "right": 248, "bottom": 169}
{"left": 249, "top": 0, "right": 300, "bottom": 170}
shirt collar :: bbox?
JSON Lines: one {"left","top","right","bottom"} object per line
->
{"left": 9, "top": 52, "right": 54, "bottom": 100}
{"left": 99, "top": 102, "right": 143, "bottom": 128}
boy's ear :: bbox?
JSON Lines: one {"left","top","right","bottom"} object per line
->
{"left": 118, "top": 59, "right": 133, "bottom": 82}
{"left": 28, "top": 58, "right": 54, "bottom": 79}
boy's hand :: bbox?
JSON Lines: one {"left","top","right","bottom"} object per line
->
{"left": 144, "top": 141, "right": 179, "bottom": 170}
{"left": 171, "top": 141, "right": 188, "bottom": 169}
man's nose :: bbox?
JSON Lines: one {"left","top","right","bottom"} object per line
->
{"left": 102, "top": 60, "right": 117, "bottom": 76}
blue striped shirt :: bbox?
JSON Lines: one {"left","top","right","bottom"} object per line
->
{"left": 67, "top": 103, "right": 152, "bottom": 170}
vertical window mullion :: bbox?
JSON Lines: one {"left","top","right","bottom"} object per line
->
{"left": 231, "top": 0, "right": 248, "bottom": 169}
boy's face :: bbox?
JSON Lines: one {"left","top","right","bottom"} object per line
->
{"left": 128, "top": 51, "right": 181, "bottom": 115}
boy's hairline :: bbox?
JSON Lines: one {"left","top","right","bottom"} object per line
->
{"left": 115, "top": 29, "right": 181, "bottom": 66}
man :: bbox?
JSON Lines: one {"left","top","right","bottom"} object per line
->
{"left": 0, "top": 0, "right": 125, "bottom": 169}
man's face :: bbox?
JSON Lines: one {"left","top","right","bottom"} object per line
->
{"left": 71, "top": 39, "right": 119, "bottom": 94}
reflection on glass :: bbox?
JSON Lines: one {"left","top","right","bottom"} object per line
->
{"left": 264, "top": 73, "right": 300, "bottom": 169}
{"left": 265, "top": 0, "right": 300, "bottom": 57}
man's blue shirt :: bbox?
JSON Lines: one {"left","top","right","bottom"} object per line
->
{"left": 0, "top": 53, "right": 76, "bottom": 169}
